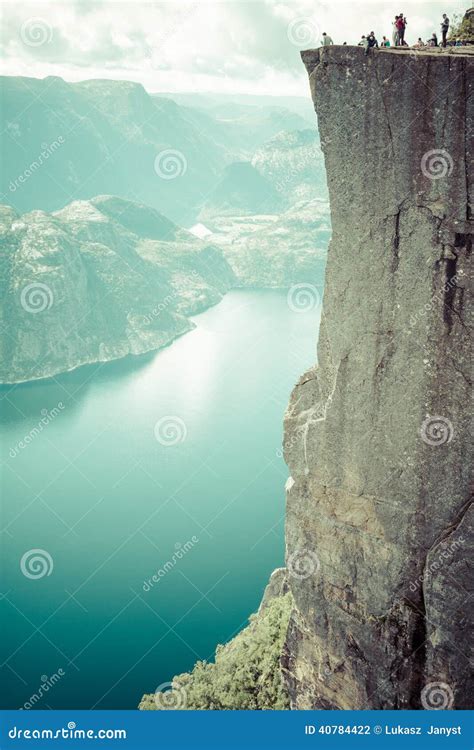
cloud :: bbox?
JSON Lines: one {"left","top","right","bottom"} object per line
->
{"left": 0, "top": 0, "right": 468, "bottom": 95}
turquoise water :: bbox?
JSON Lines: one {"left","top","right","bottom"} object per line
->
{"left": 0, "top": 289, "right": 321, "bottom": 709}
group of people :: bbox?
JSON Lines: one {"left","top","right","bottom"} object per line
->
{"left": 321, "top": 11, "right": 455, "bottom": 53}
{"left": 412, "top": 15, "right": 454, "bottom": 48}
{"left": 389, "top": 11, "right": 451, "bottom": 48}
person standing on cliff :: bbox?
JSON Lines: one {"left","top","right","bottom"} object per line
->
{"left": 397, "top": 14, "right": 407, "bottom": 45}
{"left": 392, "top": 15, "right": 400, "bottom": 45}
{"left": 441, "top": 14, "right": 450, "bottom": 47}
{"left": 321, "top": 32, "right": 334, "bottom": 46}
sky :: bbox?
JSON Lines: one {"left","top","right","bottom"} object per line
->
{"left": 0, "top": 0, "right": 468, "bottom": 96}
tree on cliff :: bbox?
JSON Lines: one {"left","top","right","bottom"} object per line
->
{"left": 139, "top": 593, "right": 292, "bottom": 710}
{"left": 448, "top": 8, "right": 474, "bottom": 40}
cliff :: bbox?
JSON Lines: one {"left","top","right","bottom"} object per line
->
{"left": 139, "top": 46, "right": 471, "bottom": 711}
{"left": 283, "top": 46, "right": 473, "bottom": 709}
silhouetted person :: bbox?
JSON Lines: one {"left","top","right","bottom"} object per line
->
{"left": 441, "top": 14, "right": 449, "bottom": 47}
{"left": 429, "top": 32, "right": 438, "bottom": 47}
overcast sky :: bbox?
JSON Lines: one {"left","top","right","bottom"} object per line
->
{"left": 1, "top": 1, "right": 468, "bottom": 95}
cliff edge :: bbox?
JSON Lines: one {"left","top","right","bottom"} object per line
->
{"left": 283, "top": 46, "right": 473, "bottom": 709}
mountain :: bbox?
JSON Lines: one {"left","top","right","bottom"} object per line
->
{"left": 1, "top": 77, "right": 332, "bottom": 383}
{"left": 1, "top": 76, "right": 229, "bottom": 225}
{"left": 199, "top": 199, "right": 329, "bottom": 288}
{"left": 1, "top": 77, "right": 319, "bottom": 226}
{"left": 252, "top": 129, "right": 328, "bottom": 204}
{"left": 152, "top": 94, "right": 316, "bottom": 160}
{"left": 0, "top": 196, "right": 236, "bottom": 383}
{"left": 1, "top": 189, "right": 330, "bottom": 384}
{"left": 152, "top": 92, "right": 316, "bottom": 126}
{"left": 199, "top": 161, "right": 284, "bottom": 219}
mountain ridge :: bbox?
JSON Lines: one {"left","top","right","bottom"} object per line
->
{"left": 0, "top": 196, "right": 235, "bottom": 384}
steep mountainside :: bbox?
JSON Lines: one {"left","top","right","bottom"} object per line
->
{"left": 1, "top": 76, "right": 227, "bottom": 224}
{"left": 0, "top": 197, "right": 236, "bottom": 383}
{"left": 283, "top": 46, "right": 473, "bottom": 710}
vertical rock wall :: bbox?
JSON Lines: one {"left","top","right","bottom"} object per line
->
{"left": 282, "top": 47, "right": 472, "bottom": 709}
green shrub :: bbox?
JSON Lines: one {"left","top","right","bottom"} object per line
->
{"left": 448, "top": 10, "right": 474, "bottom": 40}
{"left": 139, "top": 592, "right": 292, "bottom": 710}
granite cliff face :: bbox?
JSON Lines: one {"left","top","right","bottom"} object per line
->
{"left": 283, "top": 47, "right": 473, "bottom": 709}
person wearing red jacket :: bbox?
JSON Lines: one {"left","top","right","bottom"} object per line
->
{"left": 396, "top": 14, "right": 407, "bottom": 45}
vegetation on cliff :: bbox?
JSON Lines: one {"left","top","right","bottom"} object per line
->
{"left": 449, "top": 9, "right": 474, "bottom": 40}
{"left": 139, "top": 592, "right": 292, "bottom": 710}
